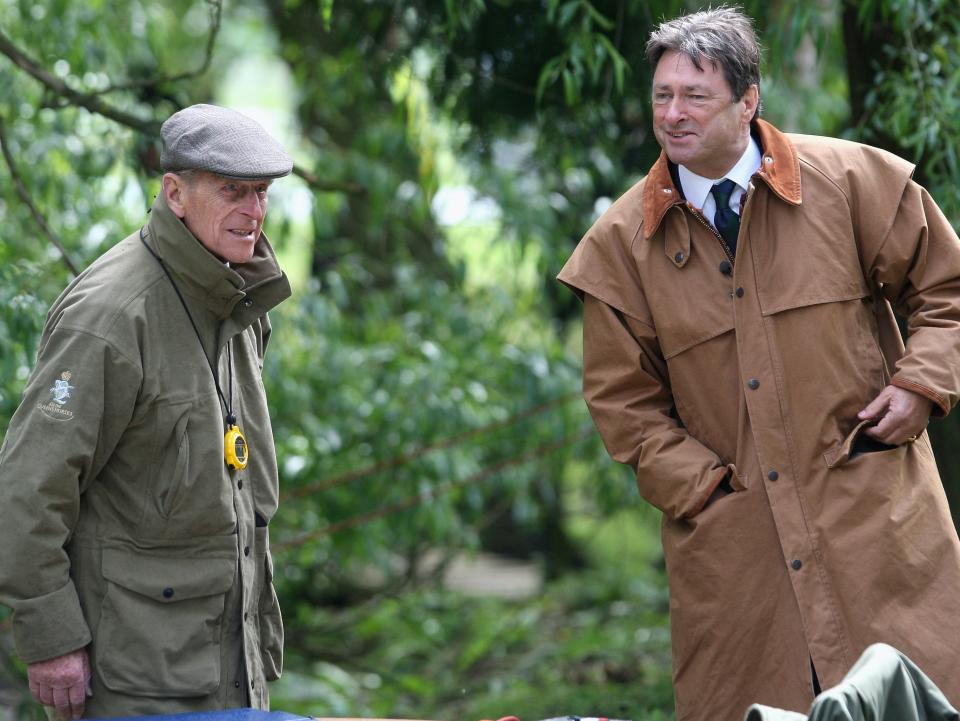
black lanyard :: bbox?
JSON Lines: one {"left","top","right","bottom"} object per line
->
{"left": 138, "top": 227, "right": 236, "bottom": 426}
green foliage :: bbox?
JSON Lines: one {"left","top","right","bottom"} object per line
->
{"left": 265, "top": 257, "right": 630, "bottom": 602}
{"left": 4, "top": 0, "right": 960, "bottom": 718}
{"left": 0, "top": 262, "right": 48, "bottom": 437}
{"left": 537, "top": 1, "right": 629, "bottom": 106}
{"left": 857, "top": 1, "right": 960, "bottom": 221}
{"left": 270, "top": 515, "right": 673, "bottom": 720}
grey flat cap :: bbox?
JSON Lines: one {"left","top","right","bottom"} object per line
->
{"left": 160, "top": 104, "right": 293, "bottom": 179}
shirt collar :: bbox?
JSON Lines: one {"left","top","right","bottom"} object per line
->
{"left": 677, "top": 136, "right": 762, "bottom": 209}
{"left": 642, "top": 119, "right": 802, "bottom": 240}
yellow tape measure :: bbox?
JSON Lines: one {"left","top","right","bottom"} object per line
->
{"left": 224, "top": 424, "right": 249, "bottom": 470}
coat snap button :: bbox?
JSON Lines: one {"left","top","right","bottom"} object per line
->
{"left": 162, "top": 587, "right": 174, "bottom": 599}
{"left": 674, "top": 251, "right": 684, "bottom": 263}
{"left": 791, "top": 559, "right": 802, "bottom": 571}
{"left": 735, "top": 287, "right": 745, "bottom": 298}
{"left": 768, "top": 470, "right": 779, "bottom": 481}
{"left": 748, "top": 378, "right": 760, "bottom": 390}
{"left": 242, "top": 298, "right": 254, "bottom": 308}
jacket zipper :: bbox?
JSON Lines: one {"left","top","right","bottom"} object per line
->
{"left": 689, "top": 207, "right": 736, "bottom": 265}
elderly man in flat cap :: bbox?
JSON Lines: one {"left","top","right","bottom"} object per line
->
{"left": 0, "top": 104, "right": 293, "bottom": 719}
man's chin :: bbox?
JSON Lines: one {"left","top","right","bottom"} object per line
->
{"left": 223, "top": 235, "right": 259, "bottom": 264}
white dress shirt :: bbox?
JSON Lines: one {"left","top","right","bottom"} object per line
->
{"left": 677, "top": 137, "right": 762, "bottom": 230}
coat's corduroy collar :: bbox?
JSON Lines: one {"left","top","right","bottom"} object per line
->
{"left": 642, "top": 118, "right": 802, "bottom": 240}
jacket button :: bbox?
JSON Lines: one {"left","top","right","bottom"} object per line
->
{"left": 242, "top": 298, "right": 254, "bottom": 307}
{"left": 250, "top": 681, "right": 255, "bottom": 690}
{"left": 674, "top": 251, "right": 684, "bottom": 263}
{"left": 244, "top": 546, "right": 250, "bottom": 556}
{"left": 162, "top": 587, "right": 174, "bottom": 599}
{"left": 719, "top": 260, "right": 732, "bottom": 276}
{"left": 768, "top": 470, "right": 779, "bottom": 481}
{"left": 747, "top": 378, "right": 760, "bottom": 390}
{"left": 234, "top": 681, "right": 241, "bottom": 689}
{"left": 791, "top": 559, "right": 802, "bottom": 571}
{"left": 735, "top": 287, "right": 745, "bottom": 297}
{"left": 238, "top": 479, "right": 243, "bottom": 490}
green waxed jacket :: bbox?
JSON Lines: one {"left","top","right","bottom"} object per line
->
{"left": 0, "top": 193, "right": 291, "bottom": 716}
{"left": 744, "top": 643, "right": 959, "bottom": 721}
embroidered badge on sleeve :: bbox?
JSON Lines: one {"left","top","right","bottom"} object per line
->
{"left": 38, "top": 370, "right": 76, "bottom": 421}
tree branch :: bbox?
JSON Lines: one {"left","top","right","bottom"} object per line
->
{"left": 0, "top": 28, "right": 160, "bottom": 134}
{"left": 76, "top": 0, "right": 223, "bottom": 98}
{"left": 0, "top": 115, "right": 81, "bottom": 276}
{"left": 292, "top": 164, "right": 366, "bottom": 194}
{"left": 0, "top": 21, "right": 365, "bottom": 195}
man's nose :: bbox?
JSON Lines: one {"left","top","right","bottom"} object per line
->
{"left": 239, "top": 192, "right": 266, "bottom": 220}
{"left": 664, "top": 98, "right": 688, "bottom": 123}
{"left": 662, "top": 97, "right": 687, "bottom": 124}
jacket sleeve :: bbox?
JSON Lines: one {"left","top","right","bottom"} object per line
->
{"left": 0, "top": 326, "right": 140, "bottom": 663}
{"left": 582, "top": 293, "right": 737, "bottom": 520}
{"left": 861, "top": 179, "right": 960, "bottom": 416}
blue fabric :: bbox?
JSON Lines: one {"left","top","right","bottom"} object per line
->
{"left": 87, "top": 710, "right": 309, "bottom": 721}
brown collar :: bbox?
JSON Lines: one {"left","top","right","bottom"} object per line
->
{"left": 641, "top": 118, "right": 802, "bottom": 240}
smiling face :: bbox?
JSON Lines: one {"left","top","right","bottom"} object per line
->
{"left": 162, "top": 171, "right": 273, "bottom": 264}
{"left": 651, "top": 50, "right": 758, "bottom": 179}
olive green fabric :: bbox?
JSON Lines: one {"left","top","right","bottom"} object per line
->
{"left": 745, "top": 644, "right": 959, "bottom": 721}
{"left": 0, "top": 193, "right": 291, "bottom": 716}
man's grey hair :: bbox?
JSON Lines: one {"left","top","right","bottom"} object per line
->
{"left": 646, "top": 6, "right": 762, "bottom": 112}
{"left": 170, "top": 168, "right": 203, "bottom": 184}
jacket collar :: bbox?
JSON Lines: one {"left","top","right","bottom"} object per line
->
{"left": 143, "top": 193, "right": 291, "bottom": 321}
{"left": 642, "top": 118, "right": 802, "bottom": 240}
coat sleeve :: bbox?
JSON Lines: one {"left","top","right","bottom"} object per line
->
{"left": 0, "top": 325, "right": 141, "bottom": 663}
{"left": 860, "top": 179, "right": 960, "bottom": 417}
{"left": 582, "top": 293, "right": 737, "bottom": 520}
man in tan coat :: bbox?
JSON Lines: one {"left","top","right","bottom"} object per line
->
{"left": 558, "top": 8, "right": 960, "bottom": 721}
{"left": 0, "top": 105, "right": 292, "bottom": 719}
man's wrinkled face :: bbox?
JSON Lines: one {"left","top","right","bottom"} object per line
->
{"left": 163, "top": 171, "right": 273, "bottom": 264}
{"left": 651, "top": 50, "right": 758, "bottom": 179}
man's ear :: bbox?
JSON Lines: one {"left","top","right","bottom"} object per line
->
{"left": 162, "top": 173, "right": 188, "bottom": 218}
{"left": 742, "top": 84, "right": 759, "bottom": 123}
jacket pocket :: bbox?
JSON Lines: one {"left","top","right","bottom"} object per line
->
{"left": 256, "top": 528, "right": 283, "bottom": 681}
{"left": 95, "top": 546, "right": 236, "bottom": 697}
{"left": 150, "top": 400, "right": 193, "bottom": 520}
{"left": 824, "top": 419, "right": 900, "bottom": 468}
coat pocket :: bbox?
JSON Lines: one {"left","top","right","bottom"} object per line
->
{"left": 824, "top": 419, "right": 899, "bottom": 468}
{"left": 95, "top": 546, "right": 236, "bottom": 697}
{"left": 150, "top": 400, "right": 193, "bottom": 520}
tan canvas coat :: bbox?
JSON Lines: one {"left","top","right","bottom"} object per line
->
{"left": 558, "top": 119, "right": 960, "bottom": 721}
{"left": 0, "top": 194, "right": 291, "bottom": 717}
